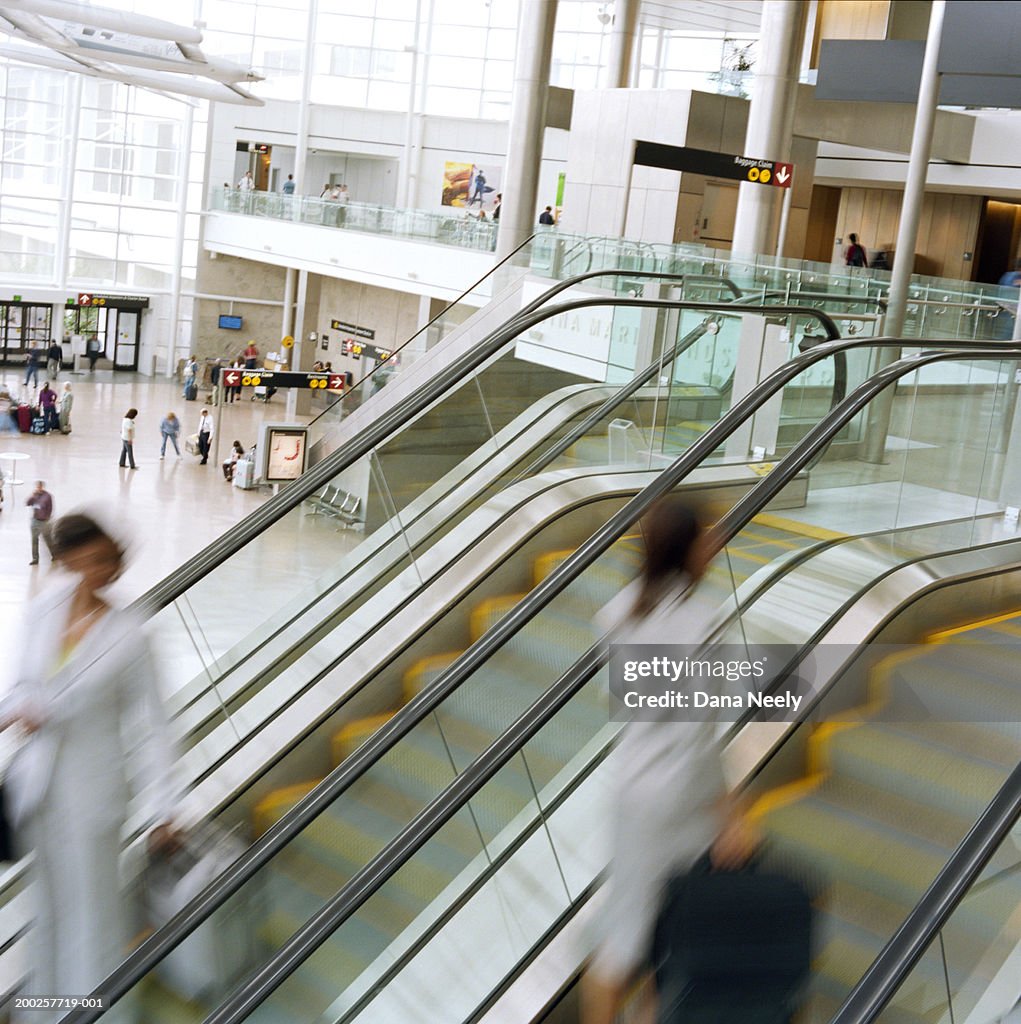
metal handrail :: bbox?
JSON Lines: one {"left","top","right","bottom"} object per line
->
{"left": 70, "top": 335, "right": 1021, "bottom": 1021}
{"left": 198, "top": 343, "right": 1021, "bottom": 1024}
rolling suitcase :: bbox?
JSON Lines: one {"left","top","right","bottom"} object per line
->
{"left": 185, "top": 381, "right": 198, "bottom": 401}
{"left": 17, "top": 404, "right": 31, "bottom": 433}
{"left": 29, "top": 415, "right": 47, "bottom": 435}
{"left": 232, "top": 459, "right": 256, "bottom": 490}
{"left": 653, "top": 853, "right": 812, "bottom": 1024}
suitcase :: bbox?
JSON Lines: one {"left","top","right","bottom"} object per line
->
{"left": 29, "top": 416, "right": 47, "bottom": 435}
{"left": 232, "top": 459, "right": 256, "bottom": 490}
{"left": 653, "top": 854, "right": 812, "bottom": 1024}
{"left": 185, "top": 433, "right": 200, "bottom": 456}
{"left": 17, "top": 404, "right": 31, "bottom": 433}
{"left": 185, "top": 381, "right": 198, "bottom": 401}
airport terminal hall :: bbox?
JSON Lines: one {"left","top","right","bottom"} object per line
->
{"left": 5, "top": 0, "right": 1021, "bottom": 1021}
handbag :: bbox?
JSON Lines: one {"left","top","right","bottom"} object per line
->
{"left": 652, "top": 852, "right": 812, "bottom": 1024}
{"left": 145, "top": 822, "right": 254, "bottom": 1000}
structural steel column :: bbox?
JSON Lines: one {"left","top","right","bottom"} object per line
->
{"left": 167, "top": 101, "right": 195, "bottom": 377}
{"left": 286, "top": 269, "right": 309, "bottom": 421}
{"left": 292, "top": 0, "right": 318, "bottom": 198}
{"left": 603, "top": 0, "right": 639, "bottom": 89}
{"left": 495, "top": 0, "right": 558, "bottom": 261}
{"left": 863, "top": 0, "right": 946, "bottom": 463}
{"left": 730, "top": 0, "right": 806, "bottom": 258}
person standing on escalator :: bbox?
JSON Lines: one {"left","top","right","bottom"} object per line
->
{"left": 581, "top": 497, "right": 758, "bottom": 1024}
{"left": 1, "top": 514, "right": 180, "bottom": 1018}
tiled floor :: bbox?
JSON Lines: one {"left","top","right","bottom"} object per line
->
{"left": 0, "top": 367, "right": 361, "bottom": 686}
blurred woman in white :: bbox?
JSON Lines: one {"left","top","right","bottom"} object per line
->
{"left": 1, "top": 514, "right": 179, "bottom": 1012}
{"left": 581, "top": 497, "right": 754, "bottom": 1024}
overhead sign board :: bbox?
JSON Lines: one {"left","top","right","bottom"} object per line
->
{"left": 72, "top": 293, "right": 150, "bottom": 308}
{"left": 331, "top": 319, "right": 375, "bottom": 339}
{"left": 633, "top": 141, "right": 794, "bottom": 189}
{"left": 222, "top": 369, "right": 344, "bottom": 391}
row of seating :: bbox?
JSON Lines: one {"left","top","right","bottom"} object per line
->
{"left": 305, "top": 484, "right": 362, "bottom": 529}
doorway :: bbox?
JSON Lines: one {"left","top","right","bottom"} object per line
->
{"left": 112, "top": 309, "right": 140, "bottom": 370}
{"left": 698, "top": 182, "right": 740, "bottom": 248}
{"left": 975, "top": 199, "right": 1021, "bottom": 284}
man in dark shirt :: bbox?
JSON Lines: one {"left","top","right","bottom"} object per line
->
{"left": 24, "top": 346, "right": 41, "bottom": 388}
{"left": 46, "top": 339, "right": 62, "bottom": 380}
{"left": 26, "top": 480, "right": 54, "bottom": 566}
{"left": 538, "top": 205, "right": 555, "bottom": 226}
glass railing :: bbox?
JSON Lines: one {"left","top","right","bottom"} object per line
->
{"left": 178, "top": 346, "right": 1021, "bottom": 1024}
{"left": 210, "top": 187, "right": 499, "bottom": 254}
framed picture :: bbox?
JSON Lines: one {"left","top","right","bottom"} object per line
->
{"left": 264, "top": 426, "right": 307, "bottom": 482}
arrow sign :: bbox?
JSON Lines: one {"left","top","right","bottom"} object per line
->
{"left": 773, "top": 162, "right": 794, "bottom": 188}
{"left": 634, "top": 141, "right": 794, "bottom": 190}
{"left": 223, "top": 369, "right": 241, "bottom": 387}
{"left": 328, "top": 374, "right": 344, "bottom": 391}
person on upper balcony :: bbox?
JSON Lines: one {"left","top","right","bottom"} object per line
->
{"left": 844, "top": 233, "right": 868, "bottom": 268}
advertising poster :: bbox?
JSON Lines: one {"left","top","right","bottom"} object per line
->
{"left": 441, "top": 162, "right": 502, "bottom": 212}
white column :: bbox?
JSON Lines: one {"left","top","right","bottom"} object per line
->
{"left": 730, "top": 0, "right": 806, "bottom": 258}
{"left": 399, "top": 0, "right": 424, "bottom": 208}
{"left": 602, "top": 0, "right": 639, "bottom": 89}
{"left": 55, "top": 75, "right": 82, "bottom": 291}
{"left": 862, "top": 0, "right": 946, "bottom": 463}
{"left": 286, "top": 269, "right": 309, "bottom": 420}
{"left": 166, "top": 101, "right": 195, "bottom": 377}
{"left": 292, "top": 0, "right": 318, "bottom": 197}
{"left": 280, "top": 267, "right": 297, "bottom": 346}
{"left": 495, "top": 0, "right": 558, "bottom": 261}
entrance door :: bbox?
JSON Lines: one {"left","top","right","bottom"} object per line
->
{"left": 113, "top": 310, "right": 139, "bottom": 370}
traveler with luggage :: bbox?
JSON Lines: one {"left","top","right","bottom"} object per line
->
{"left": 0, "top": 513, "right": 180, "bottom": 1004}
{"left": 581, "top": 497, "right": 764, "bottom": 1024}
{"left": 38, "top": 382, "right": 58, "bottom": 433}
{"left": 222, "top": 440, "right": 246, "bottom": 481}
{"left": 183, "top": 355, "right": 198, "bottom": 400}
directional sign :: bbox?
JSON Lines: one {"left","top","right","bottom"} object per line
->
{"left": 634, "top": 141, "right": 794, "bottom": 189}
{"left": 222, "top": 371, "right": 345, "bottom": 391}
{"left": 281, "top": 335, "right": 294, "bottom": 349}
{"left": 78, "top": 293, "right": 92, "bottom": 306}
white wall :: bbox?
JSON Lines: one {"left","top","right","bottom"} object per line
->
{"left": 207, "top": 99, "right": 568, "bottom": 215}
{"left": 203, "top": 210, "right": 496, "bottom": 305}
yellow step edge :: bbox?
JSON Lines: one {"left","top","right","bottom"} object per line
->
{"left": 332, "top": 712, "right": 395, "bottom": 765}
{"left": 927, "top": 608, "right": 1021, "bottom": 642}
{"left": 403, "top": 651, "right": 463, "bottom": 701}
{"left": 470, "top": 593, "right": 527, "bottom": 642}
{"left": 533, "top": 549, "right": 575, "bottom": 586}
{"left": 749, "top": 512, "right": 847, "bottom": 543}
{"left": 253, "top": 778, "right": 322, "bottom": 837}
{"left": 751, "top": 644, "right": 931, "bottom": 828}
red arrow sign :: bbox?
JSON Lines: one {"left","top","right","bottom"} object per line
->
{"left": 773, "top": 162, "right": 794, "bottom": 188}
{"left": 223, "top": 369, "right": 241, "bottom": 387}
{"left": 78, "top": 293, "right": 92, "bottom": 306}
{"left": 328, "top": 374, "right": 343, "bottom": 391}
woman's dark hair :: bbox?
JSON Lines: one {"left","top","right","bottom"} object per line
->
{"left": 49, "top": 513, "right": 125, "bottom": 565}
{"left": 848, "top": 233, "right": 858, "bottom": 245}
{"left": 125, "top": 408, "right": 138, "bottom": 419}
{"left": 631, "top": 496, "right": 705, "bottom": 618}
{"left": 233, "top": 440, "right": 244, "bottom": 453}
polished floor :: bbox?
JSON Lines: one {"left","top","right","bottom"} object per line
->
{"left": 0, "top": 367, "right": 361, "bottom": 684}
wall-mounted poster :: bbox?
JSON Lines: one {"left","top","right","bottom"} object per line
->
{"left": 441, "top": 162, "right": 502, "bottom": 213}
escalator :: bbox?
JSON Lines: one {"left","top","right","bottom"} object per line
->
{"left": 0, "top": 276, "right": 853, "bottom": 995}
{"left": 60, "top": 338, "right": 1021, "bottom": 1022}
